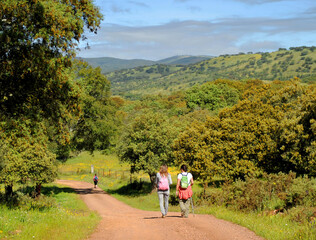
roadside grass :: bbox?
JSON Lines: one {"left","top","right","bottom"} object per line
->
{"left": 59, "top": 152, "right": 316, "bottom": 240}
{"left": 0, "top": 184, "right": 100, "bottom": 240}
{"left": 197, "top": 205, "right": 316, "bottom": 240}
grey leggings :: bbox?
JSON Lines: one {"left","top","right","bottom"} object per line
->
{"left": 157, "top": 191, "right": 169, "bottom": 216}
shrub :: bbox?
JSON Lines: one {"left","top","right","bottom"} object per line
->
{"left": 18, "top": 194, "right": 56, "bottom": 211}
{"left": 286, "top": 206, "right": 316, "bottom": 223}
{"left": 286, "top": 176, "right": 316, "bottom": 207}
{"left": 198, "top": 173, "right": 316, "bottom": 223}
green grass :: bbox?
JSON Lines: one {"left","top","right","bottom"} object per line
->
{"left": 0, "top": 184, "right": 100, "bottom": 240}
{"left": 197, "top": 206, "right": 316, "bottom": 240}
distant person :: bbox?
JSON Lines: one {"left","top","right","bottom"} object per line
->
{"left": 176, "top": 164, "right": 193, "bottom": 218}
{"left": 93, "top": 174, "right": 99, "bottom": 188}
{"left": 156, "top": 165, "right": 172, "bottom": 218}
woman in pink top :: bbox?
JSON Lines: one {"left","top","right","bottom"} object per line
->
{"left": 156, "top": 165, "right": 172, "bottom": 218}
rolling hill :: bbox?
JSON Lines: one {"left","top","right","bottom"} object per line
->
{"left": 104, "top": 46, "right": 316, "bottom": 99}
{"left": 78, "top": 57, "right": 156, "bottom": 73}
{"left": 80, "top": 55, "right": 213, "bottom": 73}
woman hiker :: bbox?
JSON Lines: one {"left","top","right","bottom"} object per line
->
{"left": 156, "top": 165, "right": 172, "bottom": 218}
{"left": 176, "top": 164, "right": 194, "bottom": 218}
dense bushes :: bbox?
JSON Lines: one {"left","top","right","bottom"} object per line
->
{"left": 185, "top": 82, "right": 240, "bottom": 112}
{"left": 174, "top": 80, "right": 316, "bottom": 187}
{"left": 197, "top": 173, "right": 316, "bottom": 223}
{"left": 0, "top": 186, "right": 56, "bottom": 210}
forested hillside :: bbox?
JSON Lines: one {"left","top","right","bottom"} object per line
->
{"left": 106, "top": 46, "right": 316, "bottom": 99}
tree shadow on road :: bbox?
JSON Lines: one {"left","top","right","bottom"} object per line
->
{"left": 44, "top": 185, "right": 106, "bottom": 195}
{"left": 106, "top": 181, "right": 152, "bottom": 197}
{"left": 41, "top": 185, "right": 76, "bottom": 196}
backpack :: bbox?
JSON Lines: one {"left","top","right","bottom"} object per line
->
{"left": 180, "top": 173, "right": 189, "bottom": 189}
{"left": 158, "top": 175, "right": 169, "bottom": 190}
{"left": 93, "top": 176, "right": 98, "bottom": 181}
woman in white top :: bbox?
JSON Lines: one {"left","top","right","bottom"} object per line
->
{"left": 176, "top": 164, "right": 193, "bottom": 218}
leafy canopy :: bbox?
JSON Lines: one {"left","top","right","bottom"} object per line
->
{"left": 0, "top": 0, "right": 102, "bottom": 193}
{"left": 117, "top": 110, "right": 179, "bottom": 184}
{"left": 0, "top": 0, "right": 102, "bottom": 119}
{"left": 185, "top": 82, "right": 240, "bottom": 112}
{"left": 174, "top": 80, "right": 316, "bottom": 185}
{"left": 71, "top": 60, "right": 119, "bottom": 152}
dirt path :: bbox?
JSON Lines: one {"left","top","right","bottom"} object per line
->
{"left": 56, "top": 180, "right": 265, "bottom": 240}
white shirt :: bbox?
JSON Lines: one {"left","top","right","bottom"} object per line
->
{"left": 177, "top": 172, "right": 193, "bottom": 186}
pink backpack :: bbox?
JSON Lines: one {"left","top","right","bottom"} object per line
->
{"left": 158, "top": 175, "right": 169, "bottom": 190}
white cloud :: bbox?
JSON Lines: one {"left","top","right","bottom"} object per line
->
{"left": 304, "top": 7, "right": 316, "bottom": 15}
{"left": 239, "top": 40, "right": 281, "bottom": 52}
{"left": 78, "top": 15, "right": 316, "bottom": 60}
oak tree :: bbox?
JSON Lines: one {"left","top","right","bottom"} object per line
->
{"left": 117, "top": 110, "right": 178, "bottom": 188}
{"left": 0, "top": 0, "right": 102, "bottom": 195}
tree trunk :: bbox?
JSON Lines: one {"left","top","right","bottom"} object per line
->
{"left": 35, "top": 183, "right": 42, "bottom": 198}
{"left": 5, "top": 184, "right": 13, "bottom": 197}
{"left": 149, "top": 172, "right": 157, "bottom": 191}
{"left": 203, "top": 182, "right": 207, "bottom": 196}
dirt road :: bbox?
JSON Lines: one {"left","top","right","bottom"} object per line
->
{"left": 56, "top": 180, "right": 265, "bottom": 240}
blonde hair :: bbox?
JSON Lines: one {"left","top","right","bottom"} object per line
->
{"left": 159, "top": 165, "right": 168, "bottom": 177}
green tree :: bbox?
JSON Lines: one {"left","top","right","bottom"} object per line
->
{"left": 0, "top": 0, "right": 102, "bottom": 119}
{"left": 174, "top": 80, "right": 316, "bottom": 187}
{"left": 268, "top": 82, "right": 316, "bottom": 175}
{"left": 185, "top": 82, "right": 240, "bottom": 112}
{"left": 0, "top": 0, "right": 102, "bottom": 195}
{"left": 117, "top": 111, "right": 178, "bottom": 188}
{"left": 71, "top": 60, "right": 119, "bottom": 152}
{"left": 0, "top": 120, "right": 57, "bottom": 196}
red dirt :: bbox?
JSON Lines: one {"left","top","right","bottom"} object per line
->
{"left": 56, "top": 180, "right": 265, "bottom": 240}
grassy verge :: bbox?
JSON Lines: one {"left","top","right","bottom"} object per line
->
{"left": 0, "top": 184, "right": 100, "bottom": 240}
{"left": 196, "top": 205, "right": 315, "bottom": 240}
{"left": 58, "top": 152, "right": 316, "bottom": 240}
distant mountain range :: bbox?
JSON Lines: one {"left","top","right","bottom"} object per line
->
{"left": 103, "top": 46, "right": 316, "bottom": 99}
{"left": 79, "top": 55, "right": 213, "bottom": 73}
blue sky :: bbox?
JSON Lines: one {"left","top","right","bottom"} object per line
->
{"left": 77, "top": 0, "right": 316, "bottom": 60}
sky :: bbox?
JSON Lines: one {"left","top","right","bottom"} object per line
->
{"left": 77, "top": 0, "right": 316, "bottom": 60}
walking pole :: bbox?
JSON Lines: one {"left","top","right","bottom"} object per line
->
{"left": 191, "top": 195, "right": 195, "bottom": 217}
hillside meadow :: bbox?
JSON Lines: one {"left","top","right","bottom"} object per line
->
{"left": 107, "top": 46, "right": 316, "bottom": 99}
